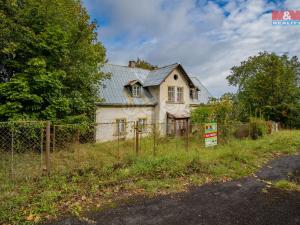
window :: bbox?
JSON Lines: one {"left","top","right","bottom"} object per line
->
{"left": 168, "top": 86, "right": 175, "bottom": 102}
{"left": 174, "top": 74, "right": 178, "bottom": 80}
{"left": 168, "top": 86, "right": 184, "bottom": 103}
{"left": 138, "top": 118, "right": 147, "bottom": 132}
{"left": 116, "top": 119, "right": 126, "bottom": 135}
{"left": 132, "top": 85, "right": 141, "bottom": 97}
{"left": 177, "top": 87, "right": 183, "bottom": 102}
{"left": 190, "top": 89, "right": 198, "bottom": 100}
{"left": 194, "top": 90, "right": 198, "bottom": 100}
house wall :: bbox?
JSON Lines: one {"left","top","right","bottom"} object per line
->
{"left": 95, "top": 106, "right": 154, "bottom": 142}
{"left": 158, "top": 69, "right": 191, "bottom": 124}
{"left": 147, "top": 86, "right": 160, "bottom": 122}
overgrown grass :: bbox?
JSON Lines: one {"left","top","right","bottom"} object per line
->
{"left": 274, "top": 180, "right": 300, "bottom": 191}
{"left": 1, "top": 130, "right": 300, "bottom": 224}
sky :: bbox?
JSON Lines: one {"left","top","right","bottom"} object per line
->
{"left": 82, "top": 0, "right": 300, "bottom": 97}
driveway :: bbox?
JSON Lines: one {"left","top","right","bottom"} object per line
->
{"left": 45, "top": 154, "right": 300, "bottom": 225}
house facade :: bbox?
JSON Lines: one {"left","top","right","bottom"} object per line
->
{"left": 96, "top": 62, "right": 212, "bottom": 142}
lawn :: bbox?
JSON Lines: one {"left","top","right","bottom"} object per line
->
{"left": 1, "top": 130, "right": 300, "bottom": 224}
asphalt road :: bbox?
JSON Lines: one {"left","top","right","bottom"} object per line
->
{"left": 45, "top": 154, "right": 300, "bottom": 225}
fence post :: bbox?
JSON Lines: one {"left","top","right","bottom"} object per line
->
{"left": 217, "top": 123, "right": 219, "bottom": 145}
{"left": 117, "top": 121, "right": 120, "bottom": 159}
{"left": 11, "top": 126, "right": 14, "bottom": 181}
{"left": 153, "top": 123, "right": 156, "bottom": 156}
{"left": 186, "top": 120, "right": 189, "bottom": 152}
{"left": 135, "top": 121, "right": 139, "bottom": 156}
{"left": 52, "top": 125, "right": 56, "bottom": 152}
{"left": 45, "top": 121, "right": 51, "bottom": 175}
{"left": 40, "top": 126, "right": 44, "bottom": 175}
{"left": 76, "top": 128, "right": 80, "bottom": 144}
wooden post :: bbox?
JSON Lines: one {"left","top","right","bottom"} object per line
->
{"left": 76, "top": 129, "right": 80, "bottom": 144}
{"left": 52, "top": 125, "right": 56, "bottom": 152}
{"left": 186, "top": 119, "right": 189, "bottom": 152}
{"left": 40, "top": 127, "right": 44, "bottom": 175}
{"left": 11, "top": 126, "right": 14, "bottom": 181}
{"left": 117, "top": 121, "right": 120, "bottom": 159}
{"left": 174, "top": 120, "right": 176, "bottom": 137}
{"left": 135, "top": 121, "right": 139, "bottom": 156}
{"left": 45, "top": 121, "right": 51, "bottom": 175}
{"left": 217, "top": 123, "right": 219, "bottom": 145}
{"left": 153, "top": 123, "right": 156, "bottom": 156}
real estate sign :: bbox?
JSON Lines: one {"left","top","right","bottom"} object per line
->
{"left": 204, "top": 123, "right": 218, "bottom": 147}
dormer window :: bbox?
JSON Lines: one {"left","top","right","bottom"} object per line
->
{"left": 125, "top": 80, "right": 142, "bottom": 98}
{"left": 132, "top": 85, "right": 141, "bottom": 97}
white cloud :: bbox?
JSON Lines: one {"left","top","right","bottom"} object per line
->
{"left": 83, "top": 0, "right": 300, "bottom": 97}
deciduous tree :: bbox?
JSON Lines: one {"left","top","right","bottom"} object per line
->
{"left": 0, "top": 0, "right": 106, "bottom": 122}
{"left": 227, "top": 52, "right": 300, "bottom": 127}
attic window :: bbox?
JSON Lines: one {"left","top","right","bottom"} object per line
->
{"left": 132, "top": 85, "right": 141, "bottom": 97}
{"left": 174, "top": 74, "right": 178, "bottom": 80}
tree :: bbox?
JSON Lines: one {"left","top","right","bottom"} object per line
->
{"left": 132, "top": 58, "right": 158, "bottom": 70}
{"left": 227, "top": 52, "right": 300, "bottom": 127}
{"left": 0, "top": 0, "right": 106, "bottom": 122}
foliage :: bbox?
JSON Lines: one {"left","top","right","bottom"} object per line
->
{"left": 249, "top": 117, "right": 268, "bottom": 139}
{"left": 132, "top": 58, "right": 158, "bottom": 70}
{"left": 227, "top": 52, "right": 300, "bottom": 127}
{"left": 1, "top": 130, "right": 300, "bottom": 224}
{"left": 191, "top": 97, "right": 235, "bottom": 124}
{"left": 0, "top": 0, "right": 106, "bottom": 122}
{"left": 191, "top": 105, "right": 213, "bottom": 123}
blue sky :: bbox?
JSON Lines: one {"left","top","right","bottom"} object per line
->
{"left": 82, "top": 0, "right": 300, "bottom": 97}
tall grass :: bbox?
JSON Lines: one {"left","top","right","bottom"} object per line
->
{"left": 1, "top": 130, "right": 300, "bottom": 224}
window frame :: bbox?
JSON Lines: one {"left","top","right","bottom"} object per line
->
{"left": 190, "top": 89, "right": 198, "bottom": 100}
{"left": 177, "top": 87, "right": 184, "bottom": 102}
{"left": 132, "top": 85, "right": 141, "bottom": 98}
{"left": 115, "top": 118, "right": 127, "bottom": 135}
{"left": 194, "top": 89, "right": 198, "bottom": 100}
{"left": 138, "top": 118, "right": 147, "bottom": 132}
{"left": 168, "top": 86, "right": 175, "bottom": 102}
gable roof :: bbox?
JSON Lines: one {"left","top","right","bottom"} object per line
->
{"left": 125, "top": 79, "right": 143, "bottom": 86}
{"left": 143, "top": 63, "right": 196, "bottom": 88}
{"left": 190, "top": 77, "right": 213, "bottom": 104}
{"left": 97, "top": 63, "right": 210, "bottom": 106}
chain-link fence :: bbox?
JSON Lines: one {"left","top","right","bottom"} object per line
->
{"left": 0, "top": 121, "right": 48, "bottom": 190}
{"left": 1, "top": 120, "right": 279, "bottom": 186}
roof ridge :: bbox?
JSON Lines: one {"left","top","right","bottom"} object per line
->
{"left": 104, "top": 63, "right": 151, "bottom": 72}
{"left": 104, "top": 63, "right": 179, "bottom": 72}
{"left": 153, "top": 63, "right": 179, "bottom": 71}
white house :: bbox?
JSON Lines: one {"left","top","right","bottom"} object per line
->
{"left": 95, "top": 62, "right": 212, "bottom": 142}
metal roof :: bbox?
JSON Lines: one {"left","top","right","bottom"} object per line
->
{"left": 143, "top": 63, "right": 178, "bottom": 86}
{"left": 97, "top": 63, "right": 212, "bottom": 106}
{"left": 98, "top": 64, "right": 156, "bottom": 106}
{"left": 190, "top": 77, "right": 213, "bottom": 104}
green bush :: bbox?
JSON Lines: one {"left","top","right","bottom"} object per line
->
{"left": 249, "top": 117, "right": 268, "bottom": 139}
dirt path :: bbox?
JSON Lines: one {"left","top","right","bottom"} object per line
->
{"left": 46, "top": 154, "right": 300, "bottom": 225}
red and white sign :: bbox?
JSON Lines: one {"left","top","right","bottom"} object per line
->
{"left": 272, "top": 10, "right": 300, "bottom": 26}
{"left": 204, "top": 132, "right": 217, "bottom": 138}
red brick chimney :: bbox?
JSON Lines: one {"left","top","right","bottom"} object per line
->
{"left": 128, "top": 60, "right": 136, "bottom": 68}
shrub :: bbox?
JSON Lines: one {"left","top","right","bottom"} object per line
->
{"left": 234, "top": 123, "right": 250, "bottom": 139}
{"left": 249, "top": 117, "right": 268, "bottom": 139}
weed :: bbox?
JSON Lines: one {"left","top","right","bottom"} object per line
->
{"left": 1, "top": 130, "right": 300, "bottom": 224}
{"left": 274, "top": 180, "right": 300, "bottom": 191}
